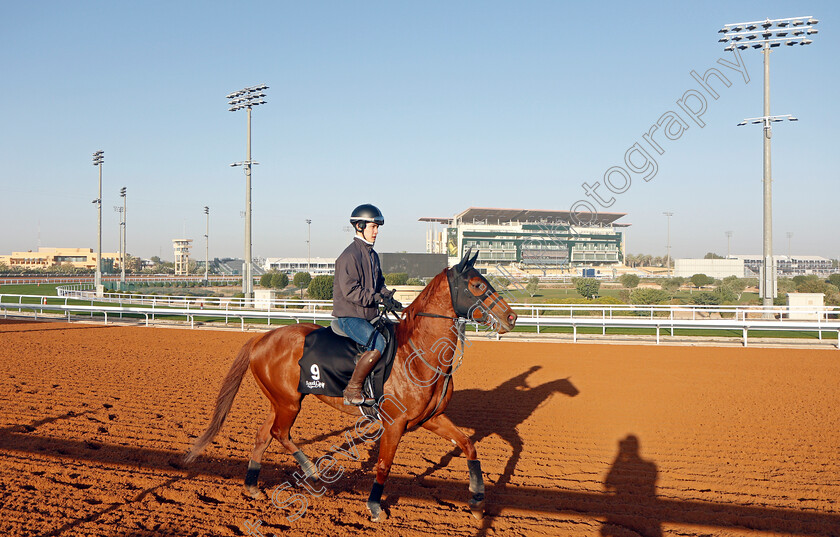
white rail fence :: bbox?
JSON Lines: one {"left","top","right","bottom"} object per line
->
{"left": 2, "top": 292, "right": 839, "bottom": 348}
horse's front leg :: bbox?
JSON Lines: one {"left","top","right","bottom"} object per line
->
{"left": 367, "top": 420, "right": 406, "bottom": 522}
{"left": 421, "top": 413, "right": 485, "bottom": 519}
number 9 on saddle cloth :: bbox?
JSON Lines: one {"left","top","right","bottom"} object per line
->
{"left": 297, "top": 317, "right": 397, "bottom": 409}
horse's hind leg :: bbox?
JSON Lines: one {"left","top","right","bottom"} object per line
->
{"left": 244, "top": 412, "right": 276, "bottom": 499}
{"left": 270, "top": 399, "right": 318, "bottom": 479}
{"left": 421, "top": 413, "right": 485, "bottom": 520}
{"left": 243, "top": 399, "right": 317, "bottom": 500}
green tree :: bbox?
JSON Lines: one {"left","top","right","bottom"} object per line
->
{"left": 797, "top": 276, "right": 829, "bottom": 294}
{"left": 828, "top": 273, "right": 840, "bottom": 288}
{"left": 715, "top": 285, "right": 737, "bottom": 303}
{"left": 618, "top": 274, "right": 640, "bottom": 288}
{"left": 573, "top": 277, "right": 600, "bottom": 299}
{"left": 777, "top": 278, "right": 797, "bottom": 294}
{"left": 293, "top": 272, "right": 312, "bottom": 298}
{"left": 720, "top": 276, "right": 747, "bottom": 300}
{"left": 690, "top": 273, "right": 714, "bottom": 289}
{"left": 406, "top": 278, "right": 424, "bottom": 286}
{"left": 526, "top": 276, "right": 539, "bottom": 297}
{"left": 259, "top": 272, "right": 274, "bottom": 288}
{"left": 271, "top": 272, "right": 289, "bottom": 289}
{"left": 308, "top": 275, "right": 334, "bottom": 300}
{"left": 825, "top": 285, "right": 840, "bottom": 307}
{"left": 630, "top": 288, "right": 669, "bottom": 305}
{"left": 660, "top": 278, "right": 682, "bottom": 296}
{"left": 692, "top": 291, "right": 721, "bottom": 305}
{"left": 494, "top": 277, "right": 511, "bottom": 289}
{"left": 704, "top": 252, "right": 725, "bottom": 259}
{"left": 55, "top": 262, "right": 77, "bottom": 274}
{"left": 384, "top": 272, "right": 409, "bottom": 286}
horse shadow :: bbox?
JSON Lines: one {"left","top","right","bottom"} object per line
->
{"left": 416, "top": 365, "right": 579, "bottom": 489}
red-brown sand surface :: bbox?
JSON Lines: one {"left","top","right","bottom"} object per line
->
{"left": 1, "top": 319, "right": 838, "bottom": 537}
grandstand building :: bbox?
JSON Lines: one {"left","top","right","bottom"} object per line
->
{"left": 420, "top": 207, "right": 628, "bottom": 270}
{"left": 265, "top": 257, "right": 336, "bottom": 276}
{"left": 0, "top": 247, "right": 122, "bottom": 271}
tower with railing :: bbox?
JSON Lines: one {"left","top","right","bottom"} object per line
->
{"left": 172, "top": 239, "right": 193, "bottom": 276}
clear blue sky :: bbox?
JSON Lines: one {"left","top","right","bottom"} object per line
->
{"left": 2, "top": 1, "right": 837, "bottom": 261}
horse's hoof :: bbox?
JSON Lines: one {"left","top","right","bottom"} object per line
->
{"left": 301, "top": 461, "right": 319, "bottom": 480}
{"left": 243, "top": 486, "right": 266, "bottom": 500}
{"left": 469, "top": 499, "right": 485, "bottom": 520}
{"left": 367, "top": 502, "right": 388, "bottom": 522}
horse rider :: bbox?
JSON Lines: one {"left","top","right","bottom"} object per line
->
{"left": 332, "top": 204, "right": 401, "bottom": 406}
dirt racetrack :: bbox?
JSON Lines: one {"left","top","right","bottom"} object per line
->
{"left": 1, "top": 319, "right": 839, "bottom": 537}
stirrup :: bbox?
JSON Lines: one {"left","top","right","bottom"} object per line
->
{"left": 343, "top": 389, "right": 375, "bottom": 406}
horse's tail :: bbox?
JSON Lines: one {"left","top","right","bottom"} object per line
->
{"left": 184, "top": 340, "right": 252, "bottom": 463}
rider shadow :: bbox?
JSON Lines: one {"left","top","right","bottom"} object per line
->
{"left": 41, "top": 473, "right": 194, "bottom": 537}
{"left": 600, "top": 434, "right": 661, "bottom": 537}
{"left": 416, "top": 365, "right": 579, "bottom": 490}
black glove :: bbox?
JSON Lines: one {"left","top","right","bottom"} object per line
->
{"left": 380, "top": 288, "right": 394, "bottom": 299}
{"left": 382, "top": 295, "right": 403, "bottom": 312}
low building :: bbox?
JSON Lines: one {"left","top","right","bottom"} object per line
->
{"left": 787, "top": 293, "right": 825, "bottom": 321}
{"left": 674, "top": 258, "right": 745, "bottom": 279}
{"left": 0, "top": 247, "right": 121, "bottom": 271}
{"left": 379, "top": 253, "right": 447, "bottom": 278}
{"left": 264, "top": 253, "right": 446, "bottom": 279}
{"left": 265, "top": 257, "right": 336, "bottom": 276}
{"left": 730, "top": 255, "right": 835, "bottom": 278}
{"left": 216, "top": 258, "right": 266, "bottom": 276}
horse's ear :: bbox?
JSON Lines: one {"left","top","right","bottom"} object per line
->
{"left": 455, "top": 248, "right": 472, "bottom": 273}
{"left": 468, "top": 250, "right": 479, "bottom": 268}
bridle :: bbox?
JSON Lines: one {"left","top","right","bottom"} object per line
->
{"left": 397, "top": 258, "right": 506, "bottom": 427}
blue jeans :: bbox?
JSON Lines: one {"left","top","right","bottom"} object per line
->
{"left": 335, "top": 317, "right": 386, "bottom": 354}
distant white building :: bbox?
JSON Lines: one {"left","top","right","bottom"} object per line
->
{"left": 730, "top": 255, "right": 834, "bottom": 278}
{"left": 675, "top": 258, "right": 745, "bottom": 279}
{"left": 265, "top": 257, "right": 335, "bottom": 275}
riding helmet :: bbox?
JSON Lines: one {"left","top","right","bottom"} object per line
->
{"left": 350, "top": 204, "right": 384, "bottom": 231}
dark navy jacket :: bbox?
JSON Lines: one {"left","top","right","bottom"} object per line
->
{"left": 332, "top": 237, "right": 387, "bottom": 320}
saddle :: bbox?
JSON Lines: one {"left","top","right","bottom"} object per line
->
{"left": 297, "top": 318, "right": 397, "bottom": 406}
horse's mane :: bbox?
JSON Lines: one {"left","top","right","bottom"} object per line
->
{"left": 396, "top": 268, "right": 450, "bottom": 346}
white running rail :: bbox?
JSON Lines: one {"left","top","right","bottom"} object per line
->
{"left": 2, "top": 293, "right": 839, "bottom": 348}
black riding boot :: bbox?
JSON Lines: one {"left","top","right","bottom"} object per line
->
{"left": 343, "top": 349, "right": 381, "bottom": 406}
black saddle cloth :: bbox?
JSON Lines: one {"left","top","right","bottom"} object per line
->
{"left": 297, "top": 321, "right": 397, "bottom": 402}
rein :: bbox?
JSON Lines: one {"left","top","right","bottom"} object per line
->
{"left": 415, "top": 312, "right": 459, "bottom": 321}
{"left": 403, "top": 311, "right": 468, "bottom": 429}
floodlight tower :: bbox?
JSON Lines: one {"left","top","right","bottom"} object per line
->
{"left": 719, "top": 16, "right": 818, "bottom": 314}
{"left": 204, "top": 206, "right": 210, "bottom": 284}
{"left": 227, "top": 83, "right": 268, "bottom": 298}
{"left": 786, "top": 231, "right": 793, "bottom": 260}
{"left": 306, "top": 219, "right": 312, "bottom": 273}
{"left": 120, "top": 187, "right": 126, "bottom": 286}
{"left": 663, "top": 211, "right": 673, "bottom": 277}
{"left": 113, "top": 205, "right": 123, "bottom": 269}
{"left": 92, "top": 150, "right": 104, "bottom": 296}
{"left": 725, "top": 231, "right": 733, "bottom": 258}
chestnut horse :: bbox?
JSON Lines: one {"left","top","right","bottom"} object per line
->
{"left": 184, "top": 250, "right": 517, "bottom": 521}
